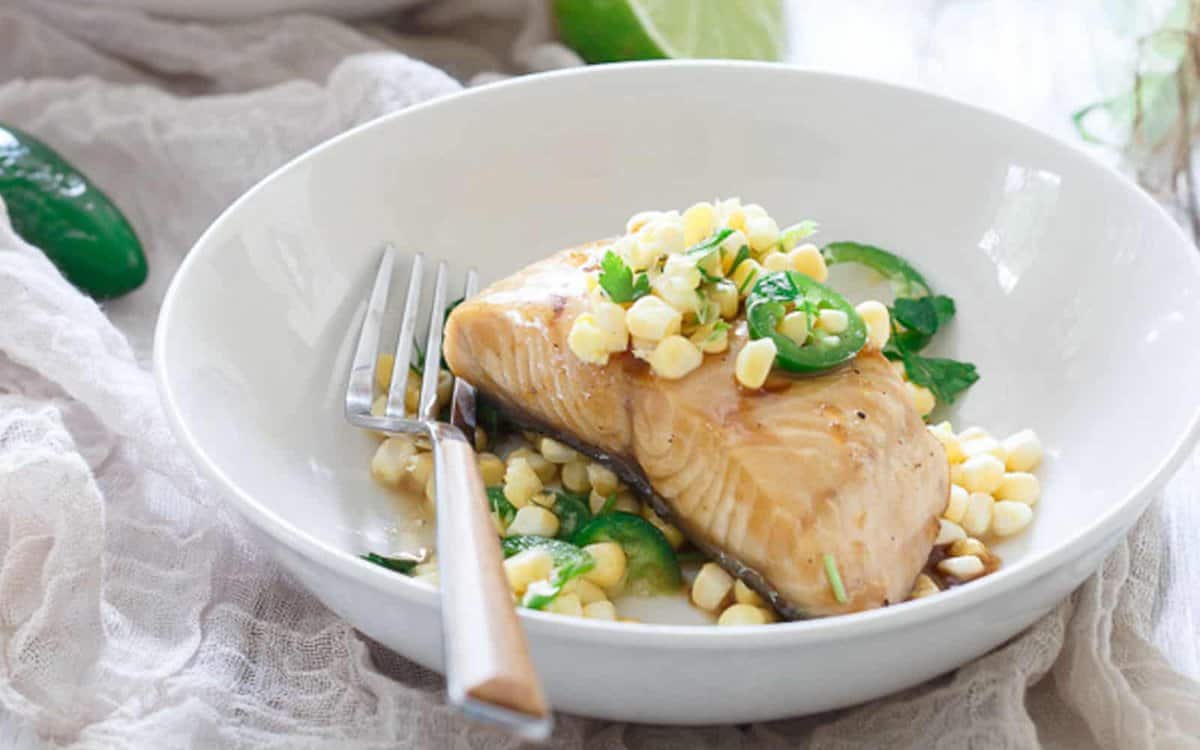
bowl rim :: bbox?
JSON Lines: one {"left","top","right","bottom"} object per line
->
{"left": 154, "top": 60, "right": 1200, "bottom": 648}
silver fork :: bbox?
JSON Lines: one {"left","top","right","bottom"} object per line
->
{"left": 345, "top": 246, "right": 551, "bottom": 740}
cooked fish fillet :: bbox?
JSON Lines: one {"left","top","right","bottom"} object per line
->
{"left": 444, "top": 242, "right": 948, "bottom": 618}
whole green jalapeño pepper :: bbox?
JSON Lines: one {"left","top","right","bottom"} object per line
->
{"left": 0, "top": 123, "right": 147, "bottom": 298}
{"left": 745, "top": 271, "right": 867, "bottom": 373}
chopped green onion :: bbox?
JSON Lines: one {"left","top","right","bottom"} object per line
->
{"left": 822, "top": 553, "right": 847, "bottom": 604}
{"left": 728, "top": 245, "right": 751, "bottom": 275}
{"left": 598, "top": 493, "right": 618, "bottom": 516}
{"left": 361, "top": 553, "right": 417, "bottom": 575}
{"left": 778, "top": 219, "right": 819, "bottom": 251}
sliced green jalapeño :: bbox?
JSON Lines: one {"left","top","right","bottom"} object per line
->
{"left": 745, "top": 271, "right": 866, "bottom": 373}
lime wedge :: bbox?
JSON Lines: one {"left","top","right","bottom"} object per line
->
{"left": 554, "top": 0, "right": 786, "bottom": 63}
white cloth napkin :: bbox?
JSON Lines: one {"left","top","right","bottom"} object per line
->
{"left": 1, "top": 2, "right": 1198, "bottom": 748}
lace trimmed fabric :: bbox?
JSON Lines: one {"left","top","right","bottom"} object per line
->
{"left": 0, "top": 1, "right": 1197, "bottom": 747}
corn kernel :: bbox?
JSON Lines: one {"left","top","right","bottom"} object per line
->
{"left": 582, "top": 542, "right": 627, "bottom": 587}
{"left": 761, "top": 251, "right": 791, "bottom": 272}
{"left": 602, "top": 492, "right": 640, "bottom": 514}
{"left": 583, "top": 600, "right": 618, "bottom": 620}
{"left": 777, "top": 311, "right": 809, "bottom": 345}
{"left": 928, "top": 421, "right": 965, "bottom": 463}
{"left": 712, "top": 280, "right": 740, "bottom": 319}
{"left": 906, "top": 382, "right": 936, "bottom": 417}
{"left": 561, "top": 458, "right": 591, "bottom": 493}
{"left": 626, "top": 295, "right": 683, "bottom": 341}
{"left": 958, "top": 426, "right": 990, "bottom": 441}
{"left": 503, "top": 457, "right": 542, "bottom": 508}
{"left": 730, "top": 259, "right": 762, "bottom": 298}
{"left": 436, "top": 369, "right": 453, "bottom": 410}
{"left": 568, "top": 314, "right": 610, "bottom": 365}
{"left": 909, "top": 573, "right": 939, "bottom": 599}
{"left": 510, "top": 448, "right": 558, "bottom": 484}
{"left": 625, "top": 210, "right": 661, "bottom": 235}
{"left": 424, "top": 476, "right": 436, "bottom": 503}
{"left": 788, "top": 244, "right": 828, "bottom": 282}
{"left": 405, "top": 451, "right": 434, "bottom": 487}
{"left": 937, "top": 483, "right": 966, "bottom": 521}
{"left": 375, "top": 353, "right": 395, "bottom": 391}
{"left": 476, "top": 452, "right": 505, "bottom": 486}
{"left": 718, "top": 603, "right": 770, "bottom": 626}
{"left": 815, "top": 308, "right": 849, "bottom": 334}
{"left": 404, "top": 370, "right": 421, "bottom": 413}
{"left": 504, "top": 548, "right": 553, "bottom": 593}
{"left": 691, "top": 323, "right": 729, "bottom": 354}
{"left": 734, "top": 337, "right": 777, "bottom": 389}
{"left": 745, "top": 215, "right": 780, "bottom": 253}
{"left": 948, "top": 537, "right": 989, "bottom": 559}
{"left": 574, "top": 578, "right": 608, "bottom": 605}
{"left": 719, "top": 228, "right": 748, "bottom": 259}
{"left": 370, "top": 436, "right": 417, "bottom": 486}
{"left": 961, "top": 492, "right": 994, "bottom": 537}
{"left": 592, "top": 300, "right": 630, "bottom": 352}
{"left": 530, "top": 491, "right": 557, "bottom": 508}
{"left": 641, "top": 506, "right": 685, "bottom": 549}
{"left": 539, "top": 436, "right": 577, "bottom": 464}
{"left": 691, "top": 562, "right": 734, "bottom": 611}
{"left": 962, "top": 436, "right": 1006, "bottom": 462}
{"left": 935, "top": 518, "right": 967, "bottom": 545}
{"left": 992, "top": 501, "right": 1034, "bottom": 536}
{"left": 995, "top": 472, "right": 1039, "bottom": 505}
{"left": 855, "top": 300, "right": 891, "bottom": 349}
{"left": 649, "top": 335, "right": 703, "bottom": 380}
{"left": 1002, "top": 429, "right": 1043, "bottom": 472}
{"left": 733, "top": 579, "right": 766, "bottom": 607}
{"left": 959, "top": 454, "right": 1005, "bottom": 494}
{"left": 682, "top": 201, "right": 717, "bottom": 246}
{"left": 587, "top": 463, "right": 619, "bottom": 496}
{"left": 506, "top": 505, "right": 560, "bottom": 537}
{"left": 546, "top": 592, "right": 583, "bottom": 618}
{"left": 937, "top": 555, "right": 985, "bottom": 581}
{"left": 474, "top": 426, "right": 488, "bottom": 452}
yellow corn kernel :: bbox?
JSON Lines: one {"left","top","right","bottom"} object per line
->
{"left": 625, "top": 210, "right": 661, "bottom": 235}
{"left": 788, "top": 244, "right": 828, "bottom": 282}
{"left": 935, "top": 518, "right": 967, "bottom": 546}
{"left": 561, "top": 458, "right": 591, "bottom": 493}
{"left": 641, "top": 506, "right": 685, "bottom": 549}
{"left": 592, "top": 299, "right": 629, "bottom": 353}
{"left": 375, "top": 353, "right": 395, "bottom": 392}
{"left": 369, "top": 435, "right": 417, "bottom": 486}
{"left": 587, "top": 462, "right": 619, "bottom": 497}
{"left": 730, "top": 259, "right": 762, "bottom": 298}
{"left": 506, "top": 505, "right": 560, "bottom": 538}
{"left": 855, "top": 300, "right": 891, "bottom": 350}
{"left": 530, "top": 491, "right": 557, "bottom": 508}
{"left": 927, "top": 421, "right": 965, "bottom": 463}
{"left": 546, "top": 592, "right": 583, "bottom": 618}
{"left": 745, "top": 215, "right": 780, "bottom": 253}
{"left": 937, "top": 555, "right": 985, "bottom": 581}
{"left": 733, "top": 579, "right": 766, "bottom": 608}
{"left": 1002, "top": 429, "right": 1044, "bottom": 472}
{"left": 815, "top": 308, "right": 848, "bottom": 334}
{"left": 539, "top": 436, "right": 577, "bottom": 464}
{"left": 948, "top": 537, "right": 990, "bottom": 559}
{"left": 502, "top": 457, "right": 542, "bottom": 508}
{"left": 690, "top": 323, "right": 729, "bottom": 354}
{"left": 648, "top": 335, "right": 703, "bottom": 380}
{"left": 718, "top": 603, "right": 770, "bottom": 626}
{"left": 404, "top": 370, "right": 421, "bottom": 413}
{"left": 474, "top": 426, "right": 488, "bottom": 452}
{"left": 962, "top": 435, "right": 1007, "bottom": 462}
{"left": 909, "top": 573, "right": 939, "bottom": 599}
{"left": 573, "top": 578, "right": 608, "bottom": 605}
{"left": 509, "top": 448, "right": 558, "bottom": 484}
{"left": 777, "top": 311, "right": 809, "bottom": 345}
{"left": 436, "top": 369, "right": 452, "bottom": 410}
{"left": 943, "top": 484, "right": 969, "bottom": 524}
{"left": 735, "top": 337, "right": 777, "bottom": 389}
{"left": 625, "top": 295, "right": 683, "bottom": 341}
{"left": 477, "top": 452, "right": 505, "bottom": 486}
{"left": 683, "top": 202, "right": 717, "bottom": 246}
{"left": 711, "top": 280, "right": 740, "bottom": 319}
{"left": 959, "top": 454, "right": 1005, "bottom": 494}
{"left": 691, "top": 562, "right": 734, "bottom": 611}
{"left": 995, "top": 472, "right": 1040, "bottom": 505}
{"left": 582, "top": 542, "right": 627, "bottom": 588}
{"left": 961, "top": 492, "right": 994, "bottom": 537}
{"left": 906, "top": 382, "right": 936, "bottom": 417}
{"left": 583, "top": 600, "right": 618, "bottom": 621}
{"left": 405, "top": 451, "right": 434, "bottom": 488}
{"left": 761, "top": 251, "right": 791, "bottom": 272}
{"left": 991, "top": 501, "right": 1034, "bottom": 536}
{"left": 568, "top": 314, "right": 611, "bottom": 365}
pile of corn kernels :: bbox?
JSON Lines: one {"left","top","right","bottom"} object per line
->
{"left": 566, "top": 199, "right": 893, "bottom": 390}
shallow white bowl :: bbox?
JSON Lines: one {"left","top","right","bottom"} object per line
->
{"left": 154, "top": 62, "right": 1200, "bottom": 724}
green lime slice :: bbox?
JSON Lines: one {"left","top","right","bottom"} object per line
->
{"left": 555, "top": 0, "right": 786, "bottom": 63}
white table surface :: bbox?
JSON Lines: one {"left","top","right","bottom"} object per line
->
{"left": 2, "top": 1, "right": 1195, "bottom": 746}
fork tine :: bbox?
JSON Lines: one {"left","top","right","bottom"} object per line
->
{"left": 463, "top": 267, "right": 479, "bottom": 298}
{"left": 345, "top": 246, "right": 394, "bottom": 418}
{"left": 419, "top": 260, "right": 449, "bottom": 421}
{"left": 385, "top": 252, "right": 425, "bottom": 417}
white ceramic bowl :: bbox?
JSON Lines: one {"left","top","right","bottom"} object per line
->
{"left": 154, "top": 62, "right": 1200, "bottom": 724}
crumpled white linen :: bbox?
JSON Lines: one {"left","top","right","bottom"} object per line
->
{"left": 0, "top": 2, "right": 1198, "bottom": 748}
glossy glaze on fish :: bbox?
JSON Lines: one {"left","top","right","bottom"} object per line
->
{"left": 444, "top": 242, "right": 949, "bottom": 618}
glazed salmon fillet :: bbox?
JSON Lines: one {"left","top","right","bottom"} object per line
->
{"left": 444, "top": 242, "right": 949, "bottom": 618}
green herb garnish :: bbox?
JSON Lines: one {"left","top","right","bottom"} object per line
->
{"left": 706, "top": 320, "right": 729, "bottom": 343}
{"left": 778, "top": 219, "right": 819, "bottom": 251}
{"left": 598, "top": 250, "right": 650, "bottom": 303}
{"left": 502, "top": 536, "right": 596, "bottom": 610}
{"left": 597, "top": 493, "right": 619, "bottom": 516}
{"left": 727, "top": 245, "right": 751, "bottom": 275}
{"left": 486, "top": 486, "right": 517, "bottom": 527}
{"left": 822, "top": 553, "right": 847, "bottom": 604}
{"left": 361, "top": 553, "right": 418, "bottom": 575}
{"left": 553, "top": 491, "right": 592, "bottom": 540}
{"left": 892, "top": 352, "right": 979, "bottom": 405}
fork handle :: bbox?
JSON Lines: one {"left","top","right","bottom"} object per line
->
{"left": 430, "top": 424, "right": 550, "bottom": 722}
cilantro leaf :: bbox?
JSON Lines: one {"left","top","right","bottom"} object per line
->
{"left": 897, "top": 352, "right": 979, "bottom": 405}
{"left": 486, "top": 486, "right": 517, "bottom": 527}
{"left": 598, "top": 250, "right": 650, "bottom": 303}
{"left": 891, "top": 295, "right": 955, "bottom": 335}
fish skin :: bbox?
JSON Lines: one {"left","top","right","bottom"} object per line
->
{"left": 444, "top": 242, "right": 948, "bottom": 618}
